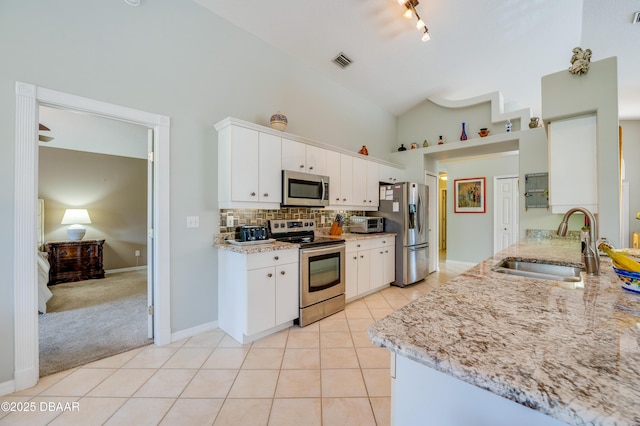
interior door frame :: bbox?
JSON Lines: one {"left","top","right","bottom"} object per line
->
{"left": 13, "top": 82, "right": 171, "bottom": 392}
{"left": 425, "top": 171, "right": 438, "bottom": 273}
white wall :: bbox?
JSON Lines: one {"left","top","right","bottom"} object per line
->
{"left": 0, "top": 0, "right": 396, "bottom": 383}
{"left": 443, "top": 154, "right": 519, "bottom": 263}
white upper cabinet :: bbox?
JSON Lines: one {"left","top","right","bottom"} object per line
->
{"left": 352, "top": 156, "right": 368, "bottom": 207}
{"left": 282, "top": 138, "right": 327, "bottom": 176}
{"left": 218, "top": 124, "right": 281, "bottom": 209}
{"left": 366, "top": 161, "right": 380, "bottom": 208}
{"left": 548, "top": 114, "right": 598, "bottom": 214}
{"left": 379, "top": 164, "right": 405, "bottom": 184}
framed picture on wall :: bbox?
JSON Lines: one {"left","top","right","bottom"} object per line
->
{"left": 454, "top": 177, "right": 486, "bottom": 213}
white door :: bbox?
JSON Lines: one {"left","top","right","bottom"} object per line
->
{"left": 425, "top": 173, "right": 438, "bottom": 273}
{"left": 494, "top": 177, "right": 519, "bottom": 253}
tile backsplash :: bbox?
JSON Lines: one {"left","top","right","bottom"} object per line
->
{"left": 219, "top": 208, "right": 365, "bottom": 233}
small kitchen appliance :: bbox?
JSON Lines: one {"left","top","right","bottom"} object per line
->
{"left": 349, "top": 216, "right": 384, "bottom": 234}
{"left": 235, "top": 225, "right": 268, "bottom": 242}
{"left": 267, "top": 219, "right": 345, "bottom": 326}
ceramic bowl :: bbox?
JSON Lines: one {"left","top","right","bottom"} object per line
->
{"left": 478, "top": 128, "right": 490, "bottom": 137}
{"left": 612, "top": 266, "right": 640, "bottom": 293}
{"left": 270, "top": 112, "right": 288, "bottom": 131}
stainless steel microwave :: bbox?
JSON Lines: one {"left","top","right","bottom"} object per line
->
{"left": 282, "top": 170, "right": 329, "bottom": 207}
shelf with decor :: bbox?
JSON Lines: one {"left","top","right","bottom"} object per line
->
{"left": 392, "top": 130, "right": 527, "bottom": 161}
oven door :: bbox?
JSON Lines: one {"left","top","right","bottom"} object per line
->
{"left": 300, "top": 244, "right": 345, "bottom": 308}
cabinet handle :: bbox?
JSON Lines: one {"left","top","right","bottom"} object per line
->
{"left": 309, "top": 166, "right": 313, "bottom": 170}
{"left": 357, "top": 244, "right": 360, "bottom": 248}
{"left": 280, "top": 270, "right": 286, "bottom": 275}
{"left": 267, "top": 273, "right": 273, "bottom": 278}
{"left": 251, "top": 192, "right": 256, "bottom": 196}
{"left": 353, "top": 256, "right": 357, "bottom": 259}
{"left": 336, "top": 198, "right": 340, "bottom": 201}
{"left": 343, "top": 198, "right": 347, "bottom": 202}
{"left": 274, "top": 256, "right": 279, "bottom": 260}
{"left": 264, "top": 193, "right": 269, "bottom": 197}
{"left": 385, "top": 250, "right": 388, "bottom": 253}
{"left": 360, "top": 255, "right": 364, "bottom": 258}
{"left": 299, "top": 165, "right": 304, "bottom": 169}
{"left": 382, "top": 241, "right": 386, "bottom": 244}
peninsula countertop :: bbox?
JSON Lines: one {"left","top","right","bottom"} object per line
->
{"left": 369, "top": 237, "right": 640, "bottom": 425}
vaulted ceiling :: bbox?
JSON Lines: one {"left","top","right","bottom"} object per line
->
{"left": 194, "top": 0, "right": 640, "bottom": 119}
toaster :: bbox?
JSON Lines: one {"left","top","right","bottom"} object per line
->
{"left": 235, "top": 226, "right": 268, "bottom": 242}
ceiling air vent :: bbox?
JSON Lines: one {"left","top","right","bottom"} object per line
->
{"left": 332, "top": 52, "right": 353, "bottom": 69}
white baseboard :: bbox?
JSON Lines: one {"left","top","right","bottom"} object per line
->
{"left": 170, "top": 321, "right": 219, "bottom": 343}
{"left": 0, "top": 379, "right": 15, "bottom": 397}
{"left": 445, "top": 259, "right": 477, "bottom": 268}
{"left": 105, "top": 266, "right": 147, "bottom": 274}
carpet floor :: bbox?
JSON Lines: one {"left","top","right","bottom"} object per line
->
{"left": 39, "top": 269, "right": 152, "bottom": 377}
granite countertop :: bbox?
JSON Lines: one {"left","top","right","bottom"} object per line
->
{"left": 369, "top": 237, "right": 640, "bottom": 425}
{"left": 214, "top": 232, "right": 396, "bottom": 254}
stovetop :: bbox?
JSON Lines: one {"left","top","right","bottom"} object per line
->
{"left": 268, "top": 219, "right": 344, "bottom": 248}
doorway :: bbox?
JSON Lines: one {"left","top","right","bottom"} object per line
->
{"left": 37, "top": 106, "right": 152, "bottom": 375}
{"left": 13, "top": 82, "right": 171, "bottom": 392}
{"left": 438, "top": 172, "right": 448, "bottom": 260}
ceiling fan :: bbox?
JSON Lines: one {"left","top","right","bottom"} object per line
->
{"left": 39, "top": 123, "right": 54, "bottom": 142}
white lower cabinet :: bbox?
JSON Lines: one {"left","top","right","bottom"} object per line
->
{"left": 345, "top": 236, "right": 395, "bottom": 302}
{"left": 219, "top": 248, "right": 299, "bottom": 343}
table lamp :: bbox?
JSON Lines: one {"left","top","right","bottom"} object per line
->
{"left": 61, "top": 209, "right": 91, "bottom": 241}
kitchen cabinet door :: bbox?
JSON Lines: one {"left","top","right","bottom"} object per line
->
{"left": 246, "top": 266, "right": 276, "bottom": 336}
{"left": 345, "top": 245, "right": 359, "bottom": 301}
{"left": 258, "top": 132, "right": 282, "bottom": 203}
{"left": 352, "top": 156, "right": 368, "bottom": 207}
{"left": 326, "top": 150, "right": 342, "bottom": 206}
{"left": 383, "top": 243, "right": 395, "bottom": 285}
{"left": 339, "top": 154, "right": 354, "bottom": 205}
{"left": 356, "top": 250, "right": 371, "bottom": 296}
{"left": 370, "top": 247, "right": 385, "bottom": 290}
{"left": 281, "top": 138, "right": 306, "bottom": 172}
{"left": 379, "top": 164, "right": 405, "bottom": 185}
{"left": 366, "top": 161, "right": 380, "bottom": 208}
{"left": 306, "top": 145, "right": 326, "bottom": 176}
{"left": 275, "top": 262, "right": 299, "bottom": 325}
{"left": 230, "top": 126, "right": 260, "bottom": 202}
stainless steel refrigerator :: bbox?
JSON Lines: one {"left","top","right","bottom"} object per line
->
{"left": 372, "top": 182, "right": 428, "bottom": 287}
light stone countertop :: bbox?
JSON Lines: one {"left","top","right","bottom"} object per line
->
{"left": 214, "top": 232, "right": 396, "bottom": 254}
{"left": 368, "top": 237, "right": 640, "bottom": 425}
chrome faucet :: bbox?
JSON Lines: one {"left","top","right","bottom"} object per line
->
{"left": 556, "top": 207, "right": 600, "bottom": 275}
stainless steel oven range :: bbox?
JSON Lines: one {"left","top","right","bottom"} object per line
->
{"left": 268, "top": 219, "right": 345, "bottom": 327}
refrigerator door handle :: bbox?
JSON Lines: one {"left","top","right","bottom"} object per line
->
{"left": 408, "top": 243, "right": 429, "bottom": 251}
{"left": 417, "top": 193, "right": 423, "bottom": 234}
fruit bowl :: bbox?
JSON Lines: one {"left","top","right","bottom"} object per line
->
{"left": 612, "top": 266, "right": 640, "bottom": 293}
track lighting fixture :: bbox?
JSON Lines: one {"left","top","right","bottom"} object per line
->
{"left": 397, "top": 0, "right": 430, "bottom": 42}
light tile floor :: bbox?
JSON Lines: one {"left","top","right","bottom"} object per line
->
{"left": 1, "top": 262, "right": 467, "bottom": 426}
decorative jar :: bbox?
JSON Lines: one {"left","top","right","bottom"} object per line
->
{"left": 270, "top": 111, "right": 288, "bottom": 131}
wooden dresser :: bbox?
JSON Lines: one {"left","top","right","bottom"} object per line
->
{"left": 45, "top": 239, "right": 105, "bottom": 285}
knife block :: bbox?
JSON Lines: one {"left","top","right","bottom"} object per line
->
{"left": 329, "top": 221, "right": 342, "bottom": 235}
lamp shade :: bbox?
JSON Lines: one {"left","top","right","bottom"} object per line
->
{"left": 61, "top": 209, "right": 92, "bottom": 241}
{"left": 61, "top": 209, "right": 91, "bottom": 225}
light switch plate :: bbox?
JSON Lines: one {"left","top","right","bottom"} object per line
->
{"left": 186, "top": 216, "right": 199, "bottom": 228}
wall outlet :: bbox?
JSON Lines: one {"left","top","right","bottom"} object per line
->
{"left": 226, "top": 215, "right": 234, "bottom": 227}
{"left": 135, "top": 250, "right": 141, "bottom": 257}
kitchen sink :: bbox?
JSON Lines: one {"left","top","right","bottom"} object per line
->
{"left": 492, "top": 258, "right": 583, "bottom": 283}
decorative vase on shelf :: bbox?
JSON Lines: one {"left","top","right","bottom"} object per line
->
{"left": 398, "top": 144, "right": 407, "bottom": 151}
{"left": 478, "top": 128, "right": 490, "bottom": 137}
{"left": 423, "top": 139, "right": 429, "bottom": 147}
{"left": 529, "top": 117, "right": 540, "bottom": 129}
{"left": 270, "top": 111, "right": 288, "bottom": 131}
{"left": 410, "top": 143, "right": 418, "bottom": 150}
{"left": 506, "top": 119, "right": 512, "bottom": 132}
{"left": 358, "top": 145, "right": 369, "bottom": 155}
{"left": 438, "top": 136, "right": 444, "bottom": 145}
{"left": 460, "top": 122, "right": 467, "bottom": 141}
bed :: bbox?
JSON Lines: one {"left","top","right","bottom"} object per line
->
{"left": 38, "top": 199, "right": 53, "bottom": 313}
